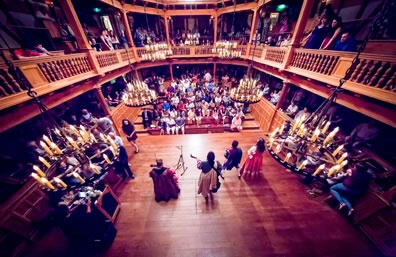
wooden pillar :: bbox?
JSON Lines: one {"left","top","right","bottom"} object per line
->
{"left": 213, "top": 63, "right": 217, "bottom": 83}
{"left": 169, "top": 64, "right": 174, "bottom": 81}
{"left": 248, "top": 8, "right": 260, "bottom": 44}
{"left": 282, "top": 0, "right": 315, "bottom": 69}
{"left": 121, "top": 10, "right": 134, "bottom": 48}
{"left": 58, "top": 0, "right": 101, "bottom": 73}
{"left": 213, "top": 14, "right": 218, "bottom": 46}
{"left": 164, "top": 15, "right": 171, "bottom": 47}
{"left": 276, "top": 82, "right": 290, "bottom": 110}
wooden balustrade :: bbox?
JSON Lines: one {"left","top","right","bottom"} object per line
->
{"left": 0, "top": 64, "right": 30, "bottom": 98}
{"left": 249, "top": 45, "right": 263, "bottom": 59}
{"left": 120, "top": 48, "right": 135, "bottom": 62}
{"left": 195, "top": 46, "right": 214, "bottom": 55}
{"left": 171, "top": 46, "right": 191, "bottom": 56}
{"left": 236, "top": 45, "right": 248, "bottom": 56}
{"left": 264, "top": 47, "right": 287, "bottom": 63}
{"left": 290, "top": 48, "right": 340, "bottom": 75}
{"left": 95, "top": 51, "right": 120, "bottom": 68}
{"left": 135, "top": 47, "right": 146, "bottom": 58}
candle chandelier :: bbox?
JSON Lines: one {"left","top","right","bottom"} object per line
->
{"left": 141, "top": 42, "right": 172, "bottom": 61}
{"left": 122, "top": 79, "right": 158, "bottom": 107}
{"left": 265, "top": 0, "right": 390, "bottom": 181}
{"left": 230, "top": 77, "right": 263, "bottom": 104}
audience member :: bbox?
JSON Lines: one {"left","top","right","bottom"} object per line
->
{"left": 334, "top": 32, "right": 357, "bottom": 52}
{"left": 303, "top": 15, "right": 329, "bottom": 49}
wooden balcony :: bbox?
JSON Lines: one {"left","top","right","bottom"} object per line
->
{"left": 0, "top": 45, "right": 395, "bottom": 115}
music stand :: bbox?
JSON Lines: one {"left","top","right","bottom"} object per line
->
{"left": 174, "top": 146, "right": 188, "bottom": 176}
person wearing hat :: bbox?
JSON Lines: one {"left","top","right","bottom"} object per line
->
{"left": 149, "top": 159, "right": 180, "bottom": 202}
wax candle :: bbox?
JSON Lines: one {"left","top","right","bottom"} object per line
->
{"left": 73, "top": 172, "right": 85, "bottom": 184}
{"left": 270, "top": 128, "right": 279, "bottom": 139}
{"left": 313, "top": 164, "right": 325, "bottom": 176}
{"left": 32, "top": 173, "right": 45, "bottom": 185}
{"left": 70, "top": 125, "right": 80, "bottom": 136}
{"left": 50, "top": 142, "right": 62, "bottom": 154}
{"left": 297, "top": 160, "right": 308, "bottom": 170}
{"left": 284, "top": 152, "right": 291, "bottom": 163}
{"left": 110, "top": 146, "right": 117, "bottom": 156}
{"left": 90, "top": 163, "right": 101, "bottom": 174}
{"left": 323, "top": 131, "right": 336, "bottom": 145}
{"left": 292, "top": 118, "right": 300, "bottom": 133}
{"left": 66, "top": 137, "right": 79, "bottom": 150}
{"left": 109, "top": 138, "right": 118, "bottom": 151}
{"left": 337, "top": 160, "right": 348, "bottom": 173}
{"left": 297, "top": 124, "right": 305, "bottom": 136}
{"left": 269, "top": 138, "right": 274, "bottom": 148}
{"left": 41, "top": 177, "right": 55, "bottom": 190}
{"left": 54, "top": 128, "right": 61, "bottom": 137}
{"left": 90, "top": 133, "right": 98, "bottom": 143}
{"left": 311, "top": 129, "right": 320, "bottom": 142}
{"left": 79, "top": 130, "right": 89, "bottom": 142}
{"left": 312, "top": 115, "right": 318, "bottom": 125}
{"left": 321, "top": 121, "right": 331, "bottom": 134}
{"left": 336, "top": 152, "right": 348, "bottom": 164}
{"left": 332, "top": 145, "right": 344, "bottom": 157}
{"left": 279, "top": 124, "right": 285, "bottom": 136}
{"left": 40, "top": 141, "right": 54, "bottom": 156}
{"left": 39, "top": 156, "right": 51, "bottom": 168}
{"left": 43, "top": 135, "right": 52, "bottom": 147}
{"left": 77, "top": 137, "right": 84, "bottom": 145}
{"left": 297, "top": 118, "right": 304, "bottom": 129}
{"left": 54, "top": 177, "right": 67, "bottom": 189}
{"left": 275, "top": 144, "right": 282, "bottom": 154}
{"left": 327, "top": 165, "right": 341, "bottom": 177}
{"left": 100, "top": 133, "right": 108, "bottom": 143}
{"left": 103, "top": 154, "right": 111, "bottom": 164}
{"left": 80, "top": 125, "right": 88, "bottom": 135}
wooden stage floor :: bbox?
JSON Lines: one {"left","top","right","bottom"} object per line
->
{"left": 99, "top": 131, "right": 379, "bottom": 257}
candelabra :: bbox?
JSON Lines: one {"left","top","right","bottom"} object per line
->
{"left": 213, "top": 40, "right": 242, "bottom": 59}
{"left": 141, "top": 42, "right": 172, "bottom": 61}
{"left": 230, "top": 77, "right": 263, "bottom": 104}
{"left": 122, "top": 79, "right": 158, "bottom": 107}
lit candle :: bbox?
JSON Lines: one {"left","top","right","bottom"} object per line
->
{"left": 70, "top": 125, "right": 80, "bottom": 136}
{"left": 33, "top": 165, "right": 46, "bottom": 177}
{"left": 43, "top": 135, "right": 52, "bottom": 147}
{"left": 90, "top": 163, "right": 101, "bottom": 174}
{"left": 100, "top": 133, "right": 108, "bottom": 143}
{"left": 313, "top": 164, "right": 325, "bottom": 176}
{"left": 323, "top": 131, "right": 335, "bottom": 145}
{"left": 297, "top": 160, "right": 308, "bottom": 170}
{"left": 77, "top": 137, "right": 84, "bottom": 145}
{"left": 103, "top": 154, "right": 111, "bottom": 164}
{"left": 54, "top": 177, "right": 67, "bottom": 189}
{"left": 54, "top": 128, "right": 61, "bottom": 137}
{"left": 73, "top": 172, "right": 85, "bottom": 184}
{"left": 80, "top": 125, "right": 88, "bottom": 135}
{"left": 284, "top": 152, "right": 291, "bottom": 163}
{"left": 90, "top": 133, "right": 98, "bottom": 143}
{"left": 41, "top": 177, "right": 55, "bottom": 190}
{"left": 321, "top": 121, "right": 331, "bottom": 134}
{"left": 269, "top": 138, "right": 274, "bottom": 148}
{"left": 311, "top": 129, "right": 320, "bottom": 142}
{"left": 109, "top": 146, "right": 116, "bottom": 156}
{"left": 32, "top": 173, "right": 45, "bottom": 185}
{"left": 312, "top": 115, "right": 318, "bottom": 125}
{"left": 336, "top": 152, "right": 348, "bottom": 164}
{"left": 270, "top": 127, "right": 279, "bottom": 139}
{"left": 336, "top": 160, "right": 348, "bottom": 173}
{"left": 79, "top": 130, "right": 89, "bottom": 142}
{"left": 50, "top": 142, "right": 62, "bottom": 154}
{"left": 40, "top": 141, "right": 54, "bottom": 156}
{"left": 332, "top": 145, "right": 344, "bottom": 157}
{"left": 275, "top": 144, "right": 282, "bottom": 154}
{"left": 292, "top": 118, "right": 300, "bottom": 133}
{"left": 109, "top": 138, "right": 118, "bottom": 151}
{"left": 297, "top": 124, "right": 305, "bottom": 136}
{"left": 279, "top": 124, "right": 285, "bottom": 136}
{"left": 327, "top": 165, "right": 341, "bottom": 177}
{"left": 66, "top": 137, "right": 79, "bottom": 150}
{"left": 39, "top": 156, "right": 51, "bottom": 168}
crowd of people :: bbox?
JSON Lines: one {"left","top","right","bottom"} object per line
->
{"left": 139, "top": 71, "right": 253, "bottom": 135}
{"left": 171, "top": 28, "right": 213, "bottom": 46}
{"left": 132, "top": 27, "right": 164, "bottom": 47}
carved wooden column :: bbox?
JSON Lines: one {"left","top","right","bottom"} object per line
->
{"left": 213, "top": 14, "right": 218, "bottom": 46}
{"left": 276, "top": 82, "right": 290, "bottom": 110}
{"left": 164, "top": 15, "right": 171, "bottom": 47}
{"left": 121, "top": 10, "right": 134, "bottom": 48}
{"left": 94, "top": 87, "right": 120, "bottom": 136}
{"left": 282, "top": 0, "right": 315, "bottom": 69}
{"left": 58, "top": 0, "right": 101, "bottom": 74}
{"left": 247, "top": 8, "right": 260, "bottom": 56}
{"left": 213, "top": 63, "right": 217, "bottom": 83}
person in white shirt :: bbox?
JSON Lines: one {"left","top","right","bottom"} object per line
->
{"left": 204, "top": 72, "right": 212, "bottom": 82}
{"left": 215, "top": 94, "right": 222, "bottom": 106}
{"left": 175, "top": 116, "right": 185, "bottom": 134}
{"left": 171, "top": 95, "right": 179, "bottom": 107}
{"left": 167, "top": 117, "right": 176, "bottom": 134}
{"left": 171, "top": 80, "right": 177, "bottom": 88}
{"left": 231, "top": 115, "right": 243, "bottom": 131}
{"left": 294, "top": 107, "right": 311, "bottom": 122}
{"left": 286, "top": 101, "right": 299, "bottom": 117}
{"left": 187, "top": 101, "right": 195, "bottom": 110}
{"left": 169, "top": 109, "right": 177, "bottom": 119}
{"left": 270, "top": 91, "right": 280, "bottom": 105}
{"left": 109, "top": 132, "right": 123, "bottom": 147}
{"left": 212, "top": 108, "right": 219, "bottom": 124}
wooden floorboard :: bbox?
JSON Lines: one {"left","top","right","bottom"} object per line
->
{"left": 99, "top": 132, "right": 378, "bottom": 257}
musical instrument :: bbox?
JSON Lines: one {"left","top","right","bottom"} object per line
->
{"left": 190, "top": 154, "right": 201, "bottom": 161}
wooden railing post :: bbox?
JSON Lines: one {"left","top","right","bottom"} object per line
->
{"left": 164, "top": 15, "right": 171, "bottom": 47}
{"left": 121, "top": 10, "right": 134, "bottom": 48}
{"left": 169, "top": 64, "right": 174, "bottom": 81}
{"left": 214, "top": 14, "right": 218, "bottom": 47}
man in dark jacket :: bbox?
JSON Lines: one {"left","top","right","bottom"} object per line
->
{"left": 222, "top": 140, "right": 243, "bottom": 179}
{"left": 142, "top": 108, "right": 152, "bottom": 129}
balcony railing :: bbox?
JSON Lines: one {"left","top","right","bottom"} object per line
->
{"left": 1, "top": 44, "right": 395, "bottom": 112}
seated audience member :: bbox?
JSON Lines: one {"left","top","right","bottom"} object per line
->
{"left": 109, "top": 132, "right": 123, "bottom": 148}
{"left": 219, "top": 106, "right": 228, "bottom": 124}
{"left": 33, "top": 42, "right": 51, "bottom": 55}
{"left": 270, "top": 91, "right": 280, "bottom": 105}
{"left": 195, "top": 108, "right": 202, "bottom": 126}
{"left": 285, "top": 101, "right": 299, "bottom": 117}
{"left": 162, "top": 100, "right": 171, "bottom": 112}
{"left": 80, "top": 109, "right": 98, "bottom": 128}
{"left": 188, "top": 108, "right": 196, "bottom": 125}
{"left": 98, "top": 117, "right": 116, "bottom": 134}
{"left": 169, "top": 109, "right": 177, "bottom": 119}
{"left": 100, "top": 29, "right": 114, "bottom": 51}
{"left": 345, "top": 121, "right": 379, "bottom": 149}
{"left": 175, "top": 116, "right": 185, "bottom": 135}
{"left": 202, "top": 101, "right": 210, "bottom": 117}
{"left": 212, "top": 108, "right": 219, "bottom": 124}
{"left": 160, "top": 117, "right": 168, "bottom": 135}
{"left": 294, "top": 107, "right": 311, "bottom": 122}
{"left": 231, "top": 115, "right": 243, "bottom": 131}
{"left": 334, "top": 32, "right": 357, "bottom": 52}
{"left": 330, "top": 164, "right": 372, "bottom": 216}
{"left": 89, "top": 38, "right": 101, "bottom": 51}
{"left": 14, "top": 47, "right": 43, "bottom": 59}
{"left": 167, "top": 117, "right": 176, "bottom": 135}
{"left": 142, "top": 108, "right": 152, "bottom": 129}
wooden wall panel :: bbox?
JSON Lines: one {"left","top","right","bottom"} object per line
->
{"left": 250, "top": 99, "right": 276, "bottom": 132}
{"left": 269, "top": 110, "right": 292, "bottom": 133}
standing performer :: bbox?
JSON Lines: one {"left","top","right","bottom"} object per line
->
{"left": 240, "top": 138, "right": 266, "bottom": 179}
{"left": 142, "top": 108, "right": 152, "bottom": 129}
{"left": 193, "top": 152, "right": 222, "bottom": 200}
{"left": 149, "top": 159, "right": 180, "bottom": 202}
{"left": 122, "top": 119, "right": 139, "bottom": 153}
{"left": 222, "top": 140, "right": 243, "bottom": 178}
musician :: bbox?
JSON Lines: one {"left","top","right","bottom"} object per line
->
{"left": 142, "top": 108, "right": 152, "bottom": 129}
{"left": 195, "top": 152, "right": 222, "bottom": 200}
{"left": 175, "top": 116, "right": 185, "bottom": 135}
{"left": 222, "top": 140, "right": 243, "bottom": 178}
{"left": 167, "top": 117, "right": 176, "bottom": 135}
{"left": 149, "top": 159, "right": 180, "bottom": 202}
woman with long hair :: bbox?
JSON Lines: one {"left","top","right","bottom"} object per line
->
{"left": 320, "top": 17, "right": 342, "bottom": 50}
{"left": 195, "top": 151, "right": 222, "bottom": 200}
{"left": 122, "top": 119, "right": 139, "bottom": 153}
{"left": 240, "top": 138, "right": 266, "bottom": 179}
{"left": 303, "top": 15, "right": 329, "bottom": 49}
